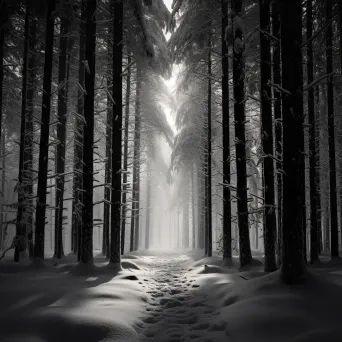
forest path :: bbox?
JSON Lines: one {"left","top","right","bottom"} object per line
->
{"left": 137, "top": 252, "right": 229, "bottom": 342}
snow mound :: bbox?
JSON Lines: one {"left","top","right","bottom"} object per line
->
{"left": 199, "top": 270, "right": 342, "bottom": 341}
{"left": 121, "top": 260, "right": 141, "bottom": 270}
{"left": 0, "top": 264, "right": 146, "bottom": 342}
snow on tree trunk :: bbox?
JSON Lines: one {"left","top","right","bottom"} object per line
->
{"left": 121, "top": 54, "right": 132, "bottom": 255}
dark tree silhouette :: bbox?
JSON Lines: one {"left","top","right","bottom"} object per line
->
{"left": 34, "top": 0, "right": 56, "bottom": 260}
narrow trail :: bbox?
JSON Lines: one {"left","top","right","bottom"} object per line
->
{"left": 137, "top": 253, "right": 229, "bottom": 342}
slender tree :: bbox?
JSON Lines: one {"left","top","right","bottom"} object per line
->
{"left": 207, "top": 26, "right": 212, "bottom": 257}
{"left": 110, "top": 0, "right": 124, "bottom": 264}
{"left": 326, "top": 0, "right": 338, "bottom": 258}
{"left": 131, "top": 66, "right": 141, "bottom": 252}
{"left": 71, "top": 0, "right": 85, "bottom": 259}
{"left": 307, "top": 0, "right": 318, "bottom": 264}
{"left": 232, "top": 0, "right": 252, "bottom": 267}
{"left": 15, "top": 0, "right": 30, "bottom": 262}
{"left": 145, "top": 160, "right": 151, "bottom": 250}
{"left": 222, "top": 0, "right": 232, "bottom": 265}
{"left": 259, "top": 0, "right": 277, "bottom": 272}
{"left": 81, "top": 0, "right": 97, "bottom": 264}
{"left": 121, "top": 54, "right": 131, "bottom": 255}
{"left": 280, "top": 0, "right": 307, "bottom": 283}
{"left": 272, "top": 0, "right": 282, "bottom": 266}
{"left": 0, "top": 0, "right": 7, "bottom": 144}
{"left": 54, "top": 17, "right": 71, "bottom": 259}
{"left": 103, "top": 28, "right": 113, "bottom": 258}
{"left": 34, "top": 0, "right": 56, "bottom": 260}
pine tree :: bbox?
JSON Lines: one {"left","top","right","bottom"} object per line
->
{"left": 81, "top": 0, "right": 97, "bottom": 264}
{"left": 280, "top": 0, "right": 307, "bottom": 283}
{"left": 222, "top": 0, "right": 232, "bottom": 265}
{"left": 232, "top": 0, "right": 252, "bottom": 267}
{"left": 34, "top": 0, "right": 56, "bottom": 260}
{"left": 307, "top": 0, "right": 319, "bottom": 264}
{"left": 259, "top": 0, "right": 276, "bottom": 272}
{"left": 121, "top": 54, "right": 132, "bottom": 255}
{"left": 71, "top": 0, "right": 85, "bottom": 259}
{"left": 110, "top": 0, "right": 124, "bottom": 264}
{"left": 326, "top": 0, "right": 338, "bottom": 258}
{"left": 54, "top": 16, "right": 71, "bottom": 259}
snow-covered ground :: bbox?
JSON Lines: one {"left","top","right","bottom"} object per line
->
{"left": 1, "top": 250, "right": 342, "bottom": 341}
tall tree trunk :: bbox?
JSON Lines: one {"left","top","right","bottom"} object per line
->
{"left": 0, "top": 130, "right": 5, "bottom": 250}
{"left": 232, "top": 0, "right": 252, "bottom": 267}
{"left": 315, "top": 84, "right": 322, "bottom": 254}
{"left": 207, "top": 28, "right": 212, "bottom": 257}
{"left": 280, "top": 0, "right": 307, "bottom": 283}
{"left": 197, "top": 162, "right": 205, "bottom": 249}
{"left": 110, "top": 0, "right": 123, "bottom": 264}
{"left": 145, "top": 160, "right": 151, "bottom": 250}
{"left": 121, "top": 54, "right": 131, "bottom": 255}
{"left": 272, "top": 0, "right": 282, "bottom": 266}
{"left": 131, "top": 67, "right": 141, "bottom": 252}
{"left": 339, "top": 0, "right": 342, "bottom": 249}
{"left": 183, "top": 179, "right": 190, "bottom": 248}
{"left": 326, "top": 0, "right": 338, "bottom": 258}
{"left": 204, "top": 155, "right": 208, "bottom": 255}
{"left": 34, "top": 0, "right": 56, "bottom": 260}
{"left": 307, "top": 0, "right": 318, "bottom": 264}
{"left": 222, "top": 0, "right": 232, "bottom": 265}
{"left": 71, "top": 0, "right": 85, "bottom": 260}
{"left": 103, "top": 30, "right": 112, "bottom": 258}
{"left": 0, "top": 0, "right": 7, "bottom": 147}
{"left": 25, "top": 14, "right": 37, "bottom": 259}
{"left": 54, "top": 18, "right": 70, "bottom": 259}
{"left": 81, "top": 0, "right": 96, "bottom": 264}
{"left": 259, "top": 0, "right": 277, "bottom": 272}
{"left": 191, "top": 163, "right": 196, "bottom": 249}
{"left": 15, "top": 1, "right": 30, "bottom": 262}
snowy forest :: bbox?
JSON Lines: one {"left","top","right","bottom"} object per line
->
{"left": 1, "top": 0, "right": 342, "bottom": 341}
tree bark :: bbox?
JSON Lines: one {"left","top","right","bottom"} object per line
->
{"left": 103, "top": 25, "right": 112, "bottom": 258}
{"left": 145, "top": 161, "right": 151, "bottom": 250}
{"left": 121, "top": 54, "right": 131, "bottom": 255}
{"left": 207, "top": 27, "right": 212, "bottom": 257}
{"left": 34, "top": 0, "right": 56, "bottom": 260}
{"left": 81, "top": 0, "right": 96, "bottom": 264}
{"left": 191, "top": 163, "right": 196, "bottom": 249}
{"left": 307, "top": 0, "right": 318, "bottom": 264}
{"left": 15, "top": 1, "right": 30, "bottom": 262}
{"left": 279, "top": 0, "right": 307, "bottom": 284}
{"left": 326, "top": 0, "right": 338, "bottom": 258}
{"left": 0, "top": 0, "right": 7, "bottom": 147}
{"left": 110, "top": 0, "right": 123, "bottom": 263}
{"left": 272, "top": 0, "right": 282, "bottom": 266}
{"left": 222, "top": 0, "right": 232, "bottom": 265}
{"left": 131, "top": 66, "right": 141, "bottom": 252}
{"left": 259, "top": 0, "right": 277, "bottom": 272}
{"left": 54, "top": 17, "right": 70, "bottom": 259}
{"left": 315, "top": 84, "right": 322, "bottom": 254}
{"left": 232, "top": 0, "right": 252, "bottom": 267}
{"left": 71, "top": 0, "right": 85, "bottom": 260}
